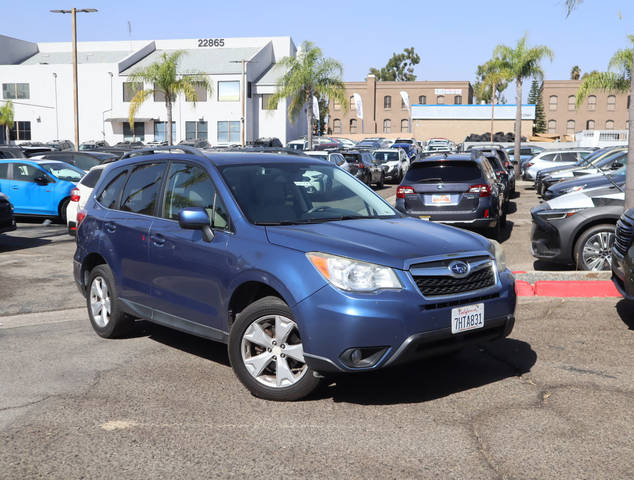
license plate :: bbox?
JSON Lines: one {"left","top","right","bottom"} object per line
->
{"left": 431, "top": 194, "right": 451, "bottom": 204}
{"left": 451, "top": 303, "right": 484, "bottom": 334}
{"left": 419, "top": 216, "right": 430, "bottom": 221}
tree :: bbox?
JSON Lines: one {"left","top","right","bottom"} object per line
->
{"left": 477, "top": 59, "right": 512, "bottom": 141}
{"left": 528, "top": 79, "right": 546, "bottom": 133}
{"left": 369, "top": 48, "right": 420, "bottom": 81}
{"left": 571, "top": 65, "right": 581, "bottom": 80}
{"left": 0, "top": 101, "right": 14, "bottom": 144}
{"left": 270, "top": 41, "right": 347, "bottom": 150}
{"left": 128, "top": 51, "right": 212, "bottom": 145}
{"left": 495, "top": 35, "right": 554, "bottom": 176}
{"left": 576, "top": 35, "right": 634, "bottom": 206}
{"left": 473, "top": 60, "right": 509, "bottom": 105}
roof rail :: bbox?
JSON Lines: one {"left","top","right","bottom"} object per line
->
{"left": 119, "top": 145, "right": 206, "bottom": 160}
{"left": 210, "top": 146, "right": 307, "bottom": 156}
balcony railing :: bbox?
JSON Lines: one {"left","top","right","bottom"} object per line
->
{"left": 575, "top": 130, "right": 629, "bottom": 147}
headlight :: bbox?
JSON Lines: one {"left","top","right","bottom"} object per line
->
{"left": 306, "top": 252, "right": 402, "bottom": 292}
{"left": 536, "top": 208, "right": 585, "bottom": 221}
{"left": 488, "top": 240, "right": 507, "bottom": 272}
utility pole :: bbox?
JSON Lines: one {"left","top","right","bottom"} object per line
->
{"left": 51, "top": 8, "right": 97, "bottom": 151}
{"left": 241, "top": 59, "right": 246, "bottom": 147}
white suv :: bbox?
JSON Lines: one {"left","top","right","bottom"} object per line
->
{"left": 523, "top": 149, "right": 593, "bottom": 181}
{"left": 66, "top": 164, "right": 106, "bottom": 235}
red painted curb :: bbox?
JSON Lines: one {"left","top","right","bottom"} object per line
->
{"left": 532, "top": 280, "right": 621, "bottom": 298}
{"left": 512, "top": 271, "right": 527, "bottom": 274}
{"left": 515, "top": 281, "right": 534, "bottom": 297}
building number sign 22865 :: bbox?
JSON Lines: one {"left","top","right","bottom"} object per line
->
{"left": 198, "top": 38, "right": 225, "bottom": 47}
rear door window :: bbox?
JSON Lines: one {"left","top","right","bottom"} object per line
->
{"left": 97, "top": 169, "right": 128, "bottom": 209}
{"left": 80, "top": 168, "right": 104, "bottom": 188}
{"left": 560, "top": 152, "right": 578, "bottom": 162}
{"left": 405, "top": 161, "right": 482, "bottom": 183}
{"left": 540, "top": 153, "right": 556, "bottom": 162}
{"left": 120, "top": 163, "right": 167, "bottom": 216}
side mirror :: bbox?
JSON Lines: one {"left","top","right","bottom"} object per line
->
{"left": 34, "top": 175, "right": 50, "bottom": 185}
{"left": 178, "top": 207, "right": 214, "bottom": 242}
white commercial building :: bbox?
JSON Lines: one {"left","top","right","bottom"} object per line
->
{"left": 0, "top": 34, "right": 306, "bottom": 146}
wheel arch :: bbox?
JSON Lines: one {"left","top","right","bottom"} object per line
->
{"left": 227, "top": 281, "right": 286, "bottom": 329}
{"left": 570, "top": 217, "right": 619, "bottom": 263}
{"left": 58, "top": 196, "right": 71, "bottom": 218}
{"left": 81, "top": 252, "right": 108, "bottom": 289}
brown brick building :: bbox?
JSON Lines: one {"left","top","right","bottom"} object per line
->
{"left": 327, "top": 75, "right": 473, "bottom": 140}
{"left": 542, "top": 80, "right": 630, "bottom": 137}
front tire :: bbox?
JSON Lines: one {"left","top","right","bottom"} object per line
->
{"left": 228, "top": 296, "right": 321, "bottom": 401}
{"left": 86, "top": 264, "right": 134, "bottom": 338}
{"left": 377, "top": 172, "right": 385, "bottom": 188}
{"left": 574, "top": 224, "right": 615, "bottom": 271}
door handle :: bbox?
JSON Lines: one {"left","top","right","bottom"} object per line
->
{"left": 104, "top": 222, "right": 116, "bottom": 233}
{"left": 11, "top": 185, "right": 19, "bottom": 190}
{"left": 150, "top": 233, "right": 165, "bottom": 247}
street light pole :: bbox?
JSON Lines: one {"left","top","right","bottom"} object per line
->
{"left": 51, "top": 8, "right": 97, "bottom": 151}
{"left": 241, "top": 59, "right": 246, "bottom": 147}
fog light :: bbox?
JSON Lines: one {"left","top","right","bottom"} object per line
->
{"left": 350, "top": 349, "right": 362, "bottom": 363}
{"left": 340, "top": 346, "right": 389, "bottom": 368}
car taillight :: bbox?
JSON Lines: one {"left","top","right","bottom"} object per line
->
{"left": 468, "top": 184, "right": 492, "bottom": 197}
{"left": 396, "top": 186, "right": 415, "bottom": 199}
{"left": 526, "top": 162, "right": 534, "bottom": 168}
{"left": 70, "top": 188, "right": 80, "bottom": 202}
{"left": 77, "top": 209, "right": 87, "bottom": 227}
{"left": 357, "top": 163, "right": 365, "bottom": 169}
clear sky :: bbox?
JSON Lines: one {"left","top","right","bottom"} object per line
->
{"left": 3, "top": 0, "right": 633, "bottom": 98}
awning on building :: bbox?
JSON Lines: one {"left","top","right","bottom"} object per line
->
{"left": 104, "top": 117, "right": 156, "bottom": 123}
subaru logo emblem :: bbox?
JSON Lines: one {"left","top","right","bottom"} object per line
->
{"left": 448, "top": 261, "right": 470, "bottom": 277}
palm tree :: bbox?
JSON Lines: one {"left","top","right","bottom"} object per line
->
{"left": 269, "top": 41, "right": 347, "bottom": 150}
{"left": 571, "top": 65, "right": 581, "bottom": 80}
{"left": 0, "top": 101, "right": 14, "bottom": 144}
{"left": 128, "top": 50, "right": 212, "bottom": 145}
{"left": 576, "top": 36, "right": 634, "bottom": 206}
{"left": 480, "top": 59, "right": 512, "bottom": 142}
{"left": 495, "top": 35, "right": 554, "bottom": 176}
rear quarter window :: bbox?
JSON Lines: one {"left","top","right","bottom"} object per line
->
{"left": 80, "top": 168, "right": 104, "bottom": 188}
{"left": 405, "top": 161, "right": 482, "bottom": 183}
{"left": 97, "top": 169, "right": 128, "bottom": 209}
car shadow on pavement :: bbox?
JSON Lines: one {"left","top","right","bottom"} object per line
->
{"left": 313, "top": 338, "right": 536, "bottom": 405}
{"left": 615, "top": 300, "right": 634, "bottom": 330}
{"left": 532, "top": 260, "right": 575, "bottom": 271}
{"left": 0, "top": 235, "right": 53, "bottom": 252}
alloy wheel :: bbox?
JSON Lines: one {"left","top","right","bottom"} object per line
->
{"left": 89, "top": 276, "right": 111, "bottom": 327}
{"left": 582, "top": 231, "right": 614, "bottom": 271}
{"left": 240, "top": 315, "right": 307, "bottom": 388}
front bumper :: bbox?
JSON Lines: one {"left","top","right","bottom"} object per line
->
{"left": 612, "top": 248, "right": 634, "bottom": 300}
{"left": 295, "top": 269, "right": 516, "bottom": 373}
{"left": 529, "top": 205, "right": 572, "bottom": 264}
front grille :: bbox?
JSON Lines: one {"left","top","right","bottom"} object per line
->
{"left": 414, "top": 267, "right": 495, "bottom": 296}
{"left": 614, "top": 215, "right": 633, "bottom": 255}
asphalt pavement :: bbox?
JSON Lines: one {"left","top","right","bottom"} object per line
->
{"left": 0, "top": 188, "right": 632, "bottom": 479}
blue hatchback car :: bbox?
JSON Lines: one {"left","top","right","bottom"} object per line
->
{"left": 0, "top": 158, "right": 84, "bottom": 221}
{"left": 74, "top": 151, "right": 516, "bottom": 400}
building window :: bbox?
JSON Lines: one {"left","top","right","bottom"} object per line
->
{"left": 185, "top": 121, "right": 208, "bottom": 140}
{"left": 383, "top": 119, "right": 391, "bottom": 133}
{"left": 549, "top": 95, "right": 558, "bottom": 111}
{"left": 333, "top": 99, "right": 341, "bottom": 110}
{"left": 350, "top": 96, "right": 356, "bottom": 110}
{"left": 350, "top": 119, "right": 358, "bottom": 133}
{"left": 548, "top": 119, "right": 557, "bottom": 134}
{"left": 123, "top": 122, "right": 145, "bottom": 141}
{"left": 454, "top": 95, "right": 462, "bottom": 105}
{"left": 9, "top": 121, "right": 31, "bottom": 140}
{"left": 261, "top": 94, "right": 275, "bottom": 110}
{"left": 400, "top": 119, "right": 409, "bottom": 132}
{"left": 218, "top": 81, "right": 240, "bottom": 102}
{"left": 185, "top": 82, "right": 208, "bottom": 102}
{"left": 437, "top": 95, "right": 445, "bottom": 104}
{"left": 587, "top": 95, "right": 596, "bottom": 111}
{"left": 333, "top": 119, "right": 341, "bottom": 134}
{"left": 607, "top": 95, "right": 616, "bottom": 111}
{"left": 217, "top": 121, "right": 240, "bottom": 143}
{"left": 568, "top": 95, "right": 576, "bottom": 111}
{"left": 153, "top": 121, "right": 175, "bottom": 142}
{"left": 2, "top": 83, "right": 29, "bottom": 100}
{"left": 605, "top": 120, "right": 615, "bottom": 130}
{"left": 123, "top": 82, "right": 142, "bottom": 102}
{"left": 566, "top": 120, "right": 575, "bottom": 135}
{"left": 418, "top": 95, "right": 426, "bottom": 105}
{"left": 586, "top": 119, "right": 595, "bottom": 130}
{"left": 384, "top": 95, "right": 391, "bottom": 109}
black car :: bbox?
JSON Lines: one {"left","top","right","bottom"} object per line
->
{"left": 0, "top": 192, "right": 16, "bottom": 234}
{"left": 0, "top": 146, "right": 26, "bottom": 159}
{"left": 47, "top": 140, "right": 75, "bottom": 151}
{"left": 28, "top": 151, "right": 118, "bottom": 171}
{"left": 476, "top": 149, "right": 513, "bottom": 206}
{"left": 395, "top": 152, "right": 506, "bottom": 239}
{"left": 612, "top": 208, "right": 634, "bottom": 299}
{"left": 340, "top": 150, "right": 384, "bottom": 187}
{"left": 543, "top": 167, "right": 625, "bottom": 201}
{"left": 530, "top": 186, "right": 623, "bottom": 270}
{"left": 179, "top": 139, "right": 211, "bottom": 149}
{"left": 250, "top": 137, "right": 283, "bottom": 148}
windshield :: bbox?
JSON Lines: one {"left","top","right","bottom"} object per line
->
{"left": 593, "top": 150, "right": 626, "bottom": 168}
{"left": 39, "top": 162, "right": 84, "bottom": 182}
{"left": 373, "top": 151, "right": 400, "bottom": 163}
{"left": 219, "top": 163, "right": 397, "bottom": 225}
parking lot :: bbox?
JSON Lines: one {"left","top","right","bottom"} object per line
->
{"left": 1, "top": 186, "right": 632, "bottom": 479}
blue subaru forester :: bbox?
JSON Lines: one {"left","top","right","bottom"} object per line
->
{"left": 74, "top": 150, "right": 516, "bottom": 401}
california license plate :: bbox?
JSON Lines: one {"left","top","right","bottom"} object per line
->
{"left": 451, "top": 303, "right": 484, "bottom": 334}
{"left": 431, "top": 194, "right": 451, "bottom": 204}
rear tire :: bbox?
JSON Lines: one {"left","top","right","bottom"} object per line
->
{"left": 574, "top": 224, "right": 615, "bottom": 271}
{"left": 377, "top": 173, "right": 385, "bottom": 189}
{"left": 58, "top": 198, "right": 70, "bottom": 223}
{"left": 228, "top": 296, "right": 321, "bottom": 401}
{"left": 86, "top": 264, "right": 134, "bottom": 338}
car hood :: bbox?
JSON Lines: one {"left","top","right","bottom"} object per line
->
{"left": 540, "top": 164, "right": 581, "bottom": 176}
{"left": 546, "top": 185, "right": 625, "bottom": 209}
{"left": 265, "top": 216, "right": 490, "bottom": 270}
{"left": 549, "top": 174, "right": 624, "bottom": 196}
